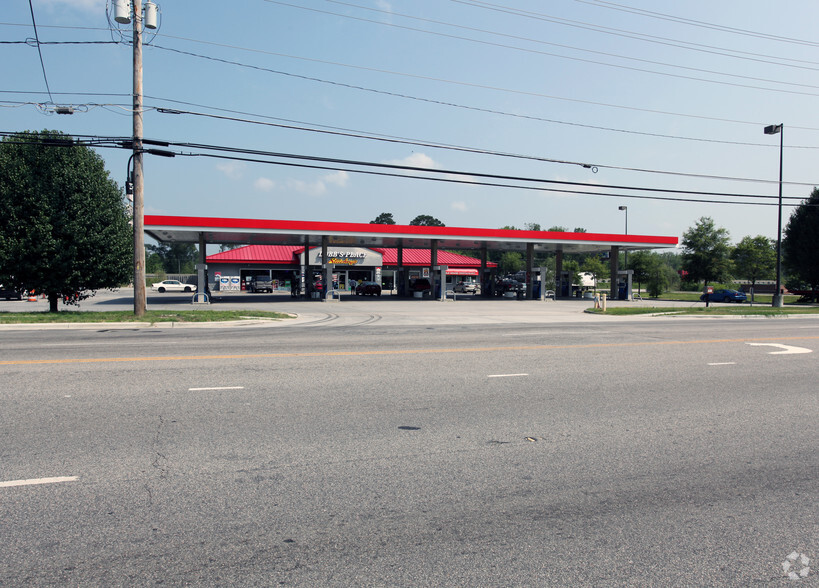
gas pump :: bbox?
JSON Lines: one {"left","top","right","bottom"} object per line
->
{"left": 193, "top": 263, "right": 209, "bottom": 304}
{"left": 616, "top": 269, "right": 634, "bottom": 301}
{"left": 557, "top": 271, "right": 571, "bottom": 297}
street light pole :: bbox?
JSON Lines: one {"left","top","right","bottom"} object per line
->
{"left": 764, "top": 124, "right": 784, "bottom": 308}
{"left": 618, "top": 205, "right": 628, "bottom": 268}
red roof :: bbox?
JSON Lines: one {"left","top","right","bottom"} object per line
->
{"left": 206, "top": 245, "right": 496, "bottom": 268}
{"left": 207, "top": 245, "right": 299, "bottom": 264}
{"left": 374, "top": 248, "right": 496, "bottom": 268}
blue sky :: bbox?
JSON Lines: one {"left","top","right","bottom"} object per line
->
{"left": 3, "top": 0, "right": 819, "bottom": 249}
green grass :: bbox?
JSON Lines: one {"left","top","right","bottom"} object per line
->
{"left": 589, "top": 306, "right": 819, "bottom": 316}
{"left": 0, "top": 310, "right": 295, "bottom": 324}
{"left": 639, "top": 291, "right": 801, "bottom": 304}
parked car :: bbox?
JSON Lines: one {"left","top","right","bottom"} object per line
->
{"left": 494, "top": 277, "right": 525, "bottom": 296}
{"left": 355, "top": 281, "right": 382, "bottom": 296}
{"left": 454, "top": 281, "right": 478, "bottom": 294}
{"left": 151, "top": 279, "right": 194, "bottom": 293}
{"left": 0, "top": 284, "right": 23, "bottom": 300}
{"left": 247, "top": 276, "right": 273, "bottom": 293}
{"left": 700, "top": 288, "right": 747, "bottom": 303}
{"left": 409, "top": 278, "right": 432, "bottom": 293}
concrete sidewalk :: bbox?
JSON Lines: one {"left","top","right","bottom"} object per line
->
{"left": 0, "top": 289, "right": 705, "bottom": 329}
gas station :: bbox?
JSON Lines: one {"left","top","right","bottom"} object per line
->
{"left": 144, "top": 215, "right": 678, "bottom": 303}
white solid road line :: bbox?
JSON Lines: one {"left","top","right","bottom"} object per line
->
{"left": 0, "top": 476, "right": 78, "bottom": 488}
{"left": 487, "top": 373, "right": 529, "bottom": 378}
{"left": 708, "top": 362, "right": 736, "bottom": 366}
{"left": 188, "top": 386, "right": 246, "bottom": 391}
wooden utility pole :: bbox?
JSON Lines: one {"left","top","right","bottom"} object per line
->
{"left": 132, "top": 0, "right": 146, "bottom": 316}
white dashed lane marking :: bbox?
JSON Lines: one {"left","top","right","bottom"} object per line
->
{"left": 0, "top": 476, "right": 78, "bottom": 488}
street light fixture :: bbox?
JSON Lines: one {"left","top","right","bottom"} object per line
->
{"left": 764, "top": 124, "right": 784, "bottom": 308}
{"left": 618, "top": 205, "right": 628, "bottom": 268}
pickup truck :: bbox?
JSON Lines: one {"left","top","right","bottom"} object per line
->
{"left": 248, "top": 277, "right": 273, "bottom": 293}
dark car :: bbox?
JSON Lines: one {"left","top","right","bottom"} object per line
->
{"left": 494, "top": 277, "right": 525, "bottom": 296}
{"left": 0, "top": 284, "right": 23, "bottom": 300}
{"left": 355, "top": 281, "right": 382, "bottom": 296}
{"left": 409, "top": 278, "right": 431, "bottom": 293}
{"left": 700, "top": 288, "right": 747, "bottom": 303}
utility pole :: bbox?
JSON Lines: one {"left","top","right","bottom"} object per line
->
{"left": 132, "top": 0, "right": 146, "bottom": 317}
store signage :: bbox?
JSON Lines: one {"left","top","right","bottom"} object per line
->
{"left": 306, "top": 247, "right": 382, "bottom": 267}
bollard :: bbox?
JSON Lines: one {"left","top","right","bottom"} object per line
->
{"left": 601, "top": 293, "right": 607, "bottom": 312}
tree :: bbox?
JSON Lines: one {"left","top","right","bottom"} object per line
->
{"left": 410, "top": 214, "right": 445, "bottom": 226}
{"left": 498, "top": 251, "right": 523, "bottom": 274}
{"left": 370, "top": 212, "right": 396, "bottom": 225}
{"left": 145, "top": 242, "right": 198, "bottom": 274}
{"left": 731, "top": 235, "right": 775, "bottom": 288}
{"left": 581, "top": 255, "right": 607, "bottom": 291}
{"left": 0, "top": 130, "right": 132, "bottom": 312}
{"left": 646, "top": 257, "right": 676, "bottom": 298}
{"left": 627, "top": 250, "right": 653, "bottom": 292}
{"left": 681, "top": 217, "right": 732, "bottom": 287}
{"left": 562, "top": 260, "right": 582, "bottom": 288}
{"left": 783, "top": 188, "right": 819, "bottom": 297}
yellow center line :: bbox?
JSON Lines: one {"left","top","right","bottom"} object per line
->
{"left": 2, "top": 335, "right": 818, "bottom": 366}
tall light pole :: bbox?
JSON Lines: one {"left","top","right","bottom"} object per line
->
{"left": 114, "top": 0, "right": 157, "bottom": 316}
{"left": 764, "top": 124, "right": 784, "bottom": 308}
{"left": 618, "top": 205, "right": 628, "bottom": 268}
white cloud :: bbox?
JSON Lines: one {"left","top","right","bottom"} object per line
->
{"left": 257, "top": 171, "right": 350, "bottom": 197}
{"left": 374, "top": 0, "right": 393, "bottom": 23}
{"left": 216, "top": 161, "right": 245, "bottom": 180}
{"left": 451, "top": 201, "right": 468, "bottom": 212}
{"left": 385, "top": 152, "right": 436, "bottom": 169}
{"left": 254, "top": 177, "right": 276, "bottom": 192}
{"left": 323, "top": 170, "right": 349, "bottom": 187}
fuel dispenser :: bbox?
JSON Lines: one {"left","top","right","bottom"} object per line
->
{"left": 616, "top": 269, "right": 634, "bottom": 301}
{"left": 556, "top": 270, "right": 571, "bottom": 298}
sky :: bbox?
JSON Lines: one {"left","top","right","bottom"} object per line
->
{"left": 3, "top": 0, "right": 819, "bottom": 251}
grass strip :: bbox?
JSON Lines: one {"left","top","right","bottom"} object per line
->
{"left": 0, "top": 310, "right": 294, "bottom": 324}
{"left": 589, "top": 306, "right": 819, "bottom": 316}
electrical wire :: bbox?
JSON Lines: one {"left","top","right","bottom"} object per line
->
{"left": 2, "top": 132, "right": 810, "bottom": 207}
{"left": 158, "top": 138, "right": 806, "bottom": 203}
{"left": 149, "top": 44, "right": 816, "bottom": 148}
{"left": 451, "top": 0, "right": 819, "bottom": 68}
{"left": 263, "top": 0, "right": 819, "bottom": 96}
{"left": 180, "top": 150, "right": 805, "bottom": 208}
{"left": 153, "top": 104, "right": 819, "bottom": 188}
{"left": 26, "top": 0, "right": 52, "bottom": 104}
{"left": 576, "top": 0, "right": 819, "bottom": 48}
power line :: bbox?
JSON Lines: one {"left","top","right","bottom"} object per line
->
{"left": 3, "top": 131, "right": 810, "bottom": 207}
{"left": 158, "top": 138, "right": 806, "bottom": 203}
{"left": 263, "top": 0, "right": 819, "bottom": 96}
{"left": 8, "top": 18, "right": 819, "bottom": 131}
{"left": 153, "top": 105, "right": 819, "bottom": 188}
{"left": 576, "top": 0, "right": 819, "bottom": 48}
{"left": 149, "top": 44, "right": 816, "bottom": 148}
{"left": 181, "top": 150, "right": 805, "bottom": 208}
{"left": 454, "top": 0, "right": 819, "bottom": 67}
{"left": 26, "top": 0, "right": 52, "bottom": 103}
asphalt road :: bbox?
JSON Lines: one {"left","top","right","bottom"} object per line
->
{"left": 1, "top": 314, "right": 817, "bottom": 586}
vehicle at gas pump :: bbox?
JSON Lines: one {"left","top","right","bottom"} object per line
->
{"left": 355, "top": 281, "right": 382, "bottom": 296}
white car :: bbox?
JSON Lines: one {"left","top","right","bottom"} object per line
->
{"left": 454, "top": 281, "right": 478, "bottom": 294}
{"left": 151, "top": 279, "right": 194, "bottom": 293}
